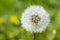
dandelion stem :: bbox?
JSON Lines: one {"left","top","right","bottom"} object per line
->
{"left": 33, "top": 33, "right": 36, "bottom": 40}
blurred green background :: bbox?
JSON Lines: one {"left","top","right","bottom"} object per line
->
{"left": 0, "top": 0, "right": 60, "bottom": 40}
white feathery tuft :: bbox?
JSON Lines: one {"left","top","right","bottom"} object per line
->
{"left": 21, "top": 5, "right": 50, "bottom": 33}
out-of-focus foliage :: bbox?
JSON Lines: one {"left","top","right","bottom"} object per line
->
{"left": 0, "top": 0, "right": 60, "bottom": 40}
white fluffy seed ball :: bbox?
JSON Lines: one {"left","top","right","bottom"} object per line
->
{"left": 21, "top": 5, "right": 50, "bottom": 33}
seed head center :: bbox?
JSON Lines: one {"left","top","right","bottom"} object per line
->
{"left": 31, "top": 14, "right": 40, "bottom": 25}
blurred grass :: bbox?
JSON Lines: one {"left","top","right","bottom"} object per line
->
{"left": 0, "top": 0, "right": 60, "bottom": 40}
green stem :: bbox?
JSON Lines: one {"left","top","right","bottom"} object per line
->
{"left": 33, "top": 33, "right": 36, "bottom": 40}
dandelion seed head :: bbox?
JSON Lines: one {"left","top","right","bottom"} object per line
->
{"left": 21, "top": 5, "right": 50, "bottom": 32}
